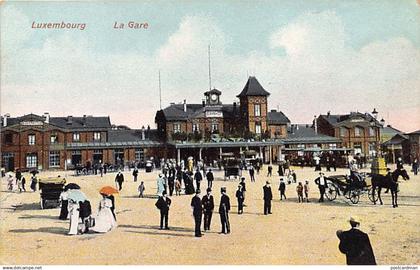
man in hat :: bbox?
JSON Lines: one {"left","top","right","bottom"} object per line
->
{"left": 115, "top": 170, "right": 124, "bottom": 191}
{"left": 337, "top": 216, "right": 376, "bottom": 265}
{"left": 236, "top": 185, "right": 244, "bottom": 214}
{"left": 206, "top": 169, "right": 214, "bottom": 189}
{"left": 314, "top": 172, "right": 327, "bottom": 202}
{"left": 194, "top": 169, "right": 203, "bottom": 192}
{"left": 191, "top": 189, "right": 203, "bottom": 237}
{"left": 239, "top": 177, "right": 247, "bottom": 206}
{"left": 155, "top": 190, "right": 171, "bottom": 230}
{"left": 219, "top": 187, "right": 231, "bottom": 234}
{"left": 202, "top": 188, "right": 214, "bottom": 231}
{"left": 263, "top": 181, "right": 273, "bottom": 214}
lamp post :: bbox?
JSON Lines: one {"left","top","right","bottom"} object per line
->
{"left": 372, "top": 108, "right": 378, "bottom": 119}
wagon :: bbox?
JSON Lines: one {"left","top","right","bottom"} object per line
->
{"left": 145, "top": 160, "right": 153, "bottom": 172}
{"left": 221, "top": 153, "right": 242, "bottom": 180}
{"left": 39, "top": 177, "right": 66, "bottom": 209}
{"left": 323, "top": 174, "right": 377, "bottom": 204}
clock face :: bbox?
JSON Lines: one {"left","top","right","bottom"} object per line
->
{"left": 211, "top": 94, "right": 218, "bottom": 101}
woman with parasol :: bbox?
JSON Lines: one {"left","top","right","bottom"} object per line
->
{"left": 67, "top": 189, "right": 88, "bottom": 235}
{"left": 90, "top": 186, "right": 118, "bottom": 233}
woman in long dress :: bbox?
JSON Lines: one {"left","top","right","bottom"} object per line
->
{"left": 68, "top": 199, "right": 80, "bottom": 235}
{"left": 91, "top": 195, "right": 117, "bottom": 233}
{"left": 59, "top": 191, "right": 69, "bottom": 220}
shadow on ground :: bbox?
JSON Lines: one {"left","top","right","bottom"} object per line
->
{"left": 9, "top": 227, "right": 68, "bottom": 235}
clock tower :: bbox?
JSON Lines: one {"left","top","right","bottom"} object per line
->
{"left": 204, "top": 89, "right": 222, "bottom": 106}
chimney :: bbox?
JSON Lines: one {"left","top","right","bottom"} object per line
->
{"left": 67, "top": 115, "right": 73, "bottom": 125}
{"left": 44, "top": 112, "right": 50, "bottom": 123}
{"left": 170, "top": 102, "right": 175, "bottom": 106}
{"left": 82, "top": 115, "right": 87, "bottom": 126}
{"left": 183, "top": 99, "right": 187, "bottom": 112}
{"left": 296, "top": 125, "right": 299, "bottom": 130}
{"left": 3, "top": 113, "right": 10, "bottom": 127}
{"left": 327, "top": 111, "right": 330, "bottom": 117}
{"left": 141, "top": 126, "right": 145, "bottom": 140}
{"left": 202, "top": 99, "right": 205, "bottom": 107}
{"left": 271, "top": 109, "right": 277, "bottom": 112}
{"left": 314, "top": 115, "right": 318, "bottom": 134}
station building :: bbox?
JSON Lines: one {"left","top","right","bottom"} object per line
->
{"left": 1, "top": 76, "right": 386, "bottom": 172}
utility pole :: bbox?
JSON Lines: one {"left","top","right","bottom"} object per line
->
{"left": 159, "top": 70, "right": 162, "bottom": 110}
{"left": 208, "top": 44, "right": 212, "bottom": 91}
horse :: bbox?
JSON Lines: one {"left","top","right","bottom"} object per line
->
{"left": 370, "top": 168, "right": 410, "bottom": 208}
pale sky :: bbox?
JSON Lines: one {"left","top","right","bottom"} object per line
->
{"left": 1, "top": 0, "right": 419, "bottom": 132}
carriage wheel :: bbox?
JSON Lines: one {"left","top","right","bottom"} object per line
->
{"left": 349, "top": 190, "right": 360, "bottom": 204}
{"left": 325, "top": 183, "right": 337, "bottom": 201}
{"left": 368, "top": 187, "right": 378, "bottom": 203}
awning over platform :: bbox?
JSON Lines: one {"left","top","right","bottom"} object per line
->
{"left": 172, "top": 140, "right": 284, "bottom": 149}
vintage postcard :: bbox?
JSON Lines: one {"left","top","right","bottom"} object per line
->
{"left": 0, "top": 0, "right": 419, "bottom": 267}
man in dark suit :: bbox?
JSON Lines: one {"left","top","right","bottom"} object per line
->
{"left": 263, "top": 181, "right": 273, "bottom": 215}
{"left": 194, "top": 169, "right": 203, "bottom": 191}
{"left": 155, "top": 191, "right": 171, "bottom": 230}
{"left": 235, "top": 185, "right": 244, "bottom": 214}
{"left": 206, "top": 169, "right": 214, "bottom": 189}
{"left": 168, "top": 166, "right": 176, "bottom": 196}
{"left": 115, "top": 170, "right": 124, "bottom": 191}
{"left": 219, "top": 187, "right": 230, "bottom": 234}
{"left": 191, "top": 189, "right": 203, "bottom": 237}
{"left": 239, "top": 177, "right": 246, "bottom": 206}
{"left": 249, "top": 166, "right": 255, "bottom": 182}
{"left": 314, "top": 172, "right": 327, "bottom": 202}
{"left": 337, "top": 216, "right": 376, "bottom": 265}
{"left": 202, "top": 188, "right": 214, "bottom": 231}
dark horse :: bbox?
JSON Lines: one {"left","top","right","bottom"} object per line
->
{"left": 370, "top": 169, "right": 410, "bottom": 208}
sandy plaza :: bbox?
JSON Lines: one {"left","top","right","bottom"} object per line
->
{"left": 1, "top": 165, "right": 419, "bottom": 265}
{"left": 1, "top": 0, "right": 420, "bottom": 267}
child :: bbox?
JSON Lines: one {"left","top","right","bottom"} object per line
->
{"left": 7, "top": 174, "right": 14, "bottom": 191}
{"left": 296, "top": 182, "right": 304, "bottom": 203}
{"left": 279, "top": 178, "right": 286, "bottom": 200}
{"left": 175, "top": 179, "right": 181, "bottom": 196}
{"left": 304, "top": 180, "right": 310, "bottom": 202}
{"left": 138, "top": 181, "right": 145, "bottom": 198}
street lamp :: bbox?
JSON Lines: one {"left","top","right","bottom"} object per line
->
{"left": 372, "top": 108, "right": 378, "bottom": 119}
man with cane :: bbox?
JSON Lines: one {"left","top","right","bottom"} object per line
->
{"left": 219, "top": 187, "right": 231, "bottom": 234}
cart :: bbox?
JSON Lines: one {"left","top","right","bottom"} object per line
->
{"left": 145, "top": 160, "right": 153, "bottom": 172}
{"left": 221, "top": 153, "right": 242, "bottom": 180}
{"left": 39, "top": 177, "right": 66, "bottom": 209}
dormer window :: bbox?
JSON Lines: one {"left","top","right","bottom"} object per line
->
{"left": 93, "top": 132, "right": 101, "bottom": 141}
{"left": 50, "top": 134, "right": 58, "bottom": 144}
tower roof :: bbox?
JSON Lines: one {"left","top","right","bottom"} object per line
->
{"left": 237, "top": 76, "right": 270, "bottom": 98}
{"left": 204, "top": 88, "right": 221, "bottom": 96}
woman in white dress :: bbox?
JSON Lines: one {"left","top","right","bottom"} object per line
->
{"left": 91, "top": 195, "right": 117, "bottom": 233}
{"left": 68, "top": 199, "right": 80, "bottom": 235}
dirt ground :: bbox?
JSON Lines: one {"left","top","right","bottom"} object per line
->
{"left": 0, "top": 165, "right": 419, "bottom": 265}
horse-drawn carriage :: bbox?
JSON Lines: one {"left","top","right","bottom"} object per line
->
{"left": 221, "top": 153, "right": 242, "bottom": 180}
{"left": 323, "top": 174, "right": 376, "bottom": 204}
{"left": 39, "top": 177, "right": 66, "bottom": 209}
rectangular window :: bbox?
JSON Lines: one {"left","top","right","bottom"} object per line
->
{"left": 192, "top": 123, "right": 199, "bottom": 132}
{"left": 211, "top": 123, "right": 219, "bottom": 132}
{"left": 369, "top": 127, "right": 375, "bottom": 137}
{"left": 49, "top": 151, "right": 60, "bottom": 167}
{"left": 93, "top": 132, "right": 101, "bottom": 141}
{"left": 173, "top": 123, "right": 181, "bottom": 133}
{"left": 28, "top": 134, "right": 35, "bottom": 145}
{"left": 355, "top": 128, "right": 360, "bottom": 137}
{"left": 254, "top": 104, "right": 261, "bottom": 117}
{"left": 73, "top": 133, "right": 80, "bottom": 142}
{"left": 135, "top": 148, "right": 145, "bottom": 161}
{"left": 50, "top": 134, "right": 58, "bottom": 144}
{"left": 329, "top": 143, "right": 337, "bottom": 149}
{"left": 297, "top": 144, "right": 305, "bottom": 149}
{"left": 4, "top": 133, "right": 13, "bottom": 144}
{"left": 340, "top": 128, "right": 347, "bottom": 137}
{"left": 255, "top": 123, "right": 262, "bottom": 134}
{"left": 26, "top": 154, "right": 37, "bottom": 168}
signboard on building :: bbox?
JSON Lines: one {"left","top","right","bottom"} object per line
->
{"left": 205, "top": 111, "right": 223, "bottom": 118}
{"left": 20, "top": 121, "right": 44, "bottom": 126}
